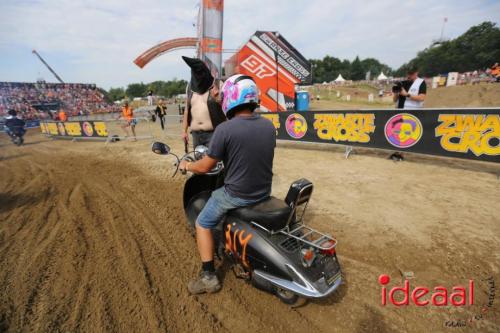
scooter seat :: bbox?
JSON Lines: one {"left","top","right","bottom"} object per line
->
{"left": 229, "top": 197, "right": 291, "bottom": 231}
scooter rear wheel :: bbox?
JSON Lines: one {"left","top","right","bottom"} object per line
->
{"left": 275, "top": 287, "right": 299, "bottom": 305}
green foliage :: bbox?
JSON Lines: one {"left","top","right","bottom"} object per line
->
{"left": 145, "top": 79, "right": 188, "bottom": 98}
{"left": 350, "top": 56, "right": 365, "bottom": 81}
{"left": 396, "top": 21, "right": 500, "bottom": 76}
{"left": 310, "top": 21, "right": 499, "bottom": 81}
{"left": 125, "top": 83, "right": 147, "bottom": 98}
{"left": 107, "top": 87, "right": 125, "bottom": 102}
{"left": 309, "top": 55, "right": 392, "bottom": 83}
{"left": 109, "top": 79, "right": 188, "bottom": 100}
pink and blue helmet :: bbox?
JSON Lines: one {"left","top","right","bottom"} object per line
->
{"left": 221, "top": 74, "right": 259, "bottom": 118}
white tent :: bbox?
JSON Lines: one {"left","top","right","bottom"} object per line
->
{"left": 334, "top": 74, "right": 345, "bottom": 82}
{"left": 377, "top": 72, "right": 388, "bottom": 80}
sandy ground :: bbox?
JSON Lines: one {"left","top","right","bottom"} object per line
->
{"left": 309, "top": 83, "right": 500, "bottom": 110}
{"left": 1, "top": 122, "right": 499, "bottom": 332}
{"left": 425, "top": 83, "right": 500, "bottom": 108}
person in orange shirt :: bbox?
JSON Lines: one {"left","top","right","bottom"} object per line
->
{"left": 58, "top": 109, "right": 67, "bottom": 122}
{"left": 117, "top": 101, "right": 136, "bottom": 140}
{"left": 491, "top": 63, "right": 500, "bottom": 81}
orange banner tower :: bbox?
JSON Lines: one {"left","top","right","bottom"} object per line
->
{"left": 198, "top": 0, "right": 224, "bottom": 78}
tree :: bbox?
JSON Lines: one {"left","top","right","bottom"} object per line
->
{"left": 396, "top": 21, "right": 500, "bottom": 77}
{"left": 309, "top": 55, "right": 393, "bottom": 82}
{"left": 107, "top": 87, "right": 125, "bottom": 102}
{"left": 109, "top": 79, "right": 188, "bottom": 100}
{"left": 361, "top": 58, "right": 393, "bottom": 77}
{"left": 125, "top": 83, "right": 147, "bottom": 98}
{"left": 350, "top": 56, "right": 365, "bottom": 80}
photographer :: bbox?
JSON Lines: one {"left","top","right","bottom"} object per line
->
{"left": 392, "top": 69, "right": 426, "bottom": 109}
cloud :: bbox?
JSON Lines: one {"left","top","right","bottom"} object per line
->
{"left": 0, "top": 0, "right": 499, "bottom": 88}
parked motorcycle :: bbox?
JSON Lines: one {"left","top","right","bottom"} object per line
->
{"left": 6, "top": 126, "right": 25, "bottom": 146}
{"left": 152, "top": 142, "right": 342, "bottom": 305}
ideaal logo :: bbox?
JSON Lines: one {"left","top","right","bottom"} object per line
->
{"left": 445, "top": 276, "right": 495, "bottom": 328}
{"left": 384, "top": 113, "right": 423, "bottom": 148}
{"left": 379, "top": 274, "right": 474, "bottom": 307}
{"left": 286, "top": 113, "right": 307, "bottom": 139}
{"left": 435, "top": 114, "right": 499, "bottom": 156}
{"left": 313, "top": 113, "right": 375, "bottom": 143}
{"left": 379, "top": 274, "right": 496, "bottom": 328}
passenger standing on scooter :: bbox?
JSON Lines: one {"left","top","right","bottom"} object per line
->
{"left": 179, "top": 75, "right": 276, "bottom": 295}
{"left": 181, "top": 56, "right": 226, "bottom": 148}
{"left": 4, "top": 110, "right": 26, "bottom": 143}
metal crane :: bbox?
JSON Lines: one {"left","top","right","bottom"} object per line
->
{"left": 31, "top": 49, "right": 65, "bottom": 83}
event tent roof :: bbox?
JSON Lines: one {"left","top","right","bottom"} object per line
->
{"left": 334, "top": 74, "right": 345, "bottom": 82}
{"left": 377, "top": 72, "right": 388, "bottom": 80}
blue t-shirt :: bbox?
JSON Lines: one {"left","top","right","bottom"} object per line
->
{"left": 207, "top": 113, "right": 276, "bottom": 200}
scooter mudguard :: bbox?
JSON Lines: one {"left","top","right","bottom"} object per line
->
{"left": 223, "top": 217, "right": 342, "bottom": 299}
{"left": 183, "top": 174, "right": 219, "bottom": 210}
{"left": 184, "top": 174, "right": 224, "bottom": 228}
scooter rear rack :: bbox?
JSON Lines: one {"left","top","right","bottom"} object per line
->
{"left": 279, "top": 224, "right": 337, "bottom": 251}
{"left": 251, "top": 221, "right": 337, "bottom": 252}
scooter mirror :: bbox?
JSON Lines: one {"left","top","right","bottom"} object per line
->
{"left": 151, "top": 142, "right": 170, "bottom": 155}
{"left": 194, "top": 145, "right": 208, "bottom": 160}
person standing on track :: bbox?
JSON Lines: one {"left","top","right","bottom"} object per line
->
{"left": 147, "top": 89, "right": 154, "bottom": 106}
{"left": 155, "top": 99, "right": 167, "bottom": 130}
{"left": 181, "top": 56, "right": 225, "bottom": 149}
{"left": 117, "top": 101, "right": 136, "bottom": 140}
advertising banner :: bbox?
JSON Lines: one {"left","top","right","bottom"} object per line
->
{"left": 40, "top": 120, "right": 108, "bottom": 138}
{"left": 225, "top": 31, "right": 311, "bottom": 112}
{"left": 260, "top": 109, "right": 500, "bottom": 163}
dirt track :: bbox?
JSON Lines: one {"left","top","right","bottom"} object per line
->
{"left": 1, "top": 130, "right": 499, "bottom": 332}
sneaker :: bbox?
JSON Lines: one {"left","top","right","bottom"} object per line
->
{"left": 188, "top": 271, "right": 222, "bottom": 295}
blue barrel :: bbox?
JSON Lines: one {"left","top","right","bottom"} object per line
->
{"left": 295, "top": 91, "right": 309, "bottom": 111}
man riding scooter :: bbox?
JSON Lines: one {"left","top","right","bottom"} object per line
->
{"left": 4, "top": 109, "right": 26, "bottom": 145}
{"left": 178, "top": 74, "right": 276, "bottom": 295}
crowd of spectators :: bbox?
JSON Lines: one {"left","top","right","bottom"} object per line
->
{"left": 0, "top": 81, "right": 120, "bottom": 120}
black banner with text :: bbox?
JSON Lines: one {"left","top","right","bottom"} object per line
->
{"left": 260, "top": 109, "right": 500, "bottom": 163}
{"left": 40, "top": 120, "right": 108, "bottom": 138}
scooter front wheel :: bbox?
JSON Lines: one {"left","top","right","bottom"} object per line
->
{"left": 275, "top": 287, "right": 299, "bottom": 305}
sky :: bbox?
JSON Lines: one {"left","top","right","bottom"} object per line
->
{"left": 0, "top": 0, "right": 499, "bottom": 89}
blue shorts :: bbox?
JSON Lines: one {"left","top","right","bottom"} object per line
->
{"left": 197, "top": 187, "right": 267, "bottom": 229}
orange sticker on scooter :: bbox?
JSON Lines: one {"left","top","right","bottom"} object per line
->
{"left": 225, "top": 224, "right": 253, "bottom": 268}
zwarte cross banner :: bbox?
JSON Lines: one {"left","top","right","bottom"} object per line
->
{"left": 260, "top": 109, "right": 500, "bottom": 163}
{"left": 40, "top": 120, "right": 108, "bottom": 138}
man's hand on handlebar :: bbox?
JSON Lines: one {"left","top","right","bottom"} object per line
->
{"left": 179, "top": 155, "right": 219, "bottom": 175}
{"left": 179, "top": 160, "right": 190, "bottom": 174}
